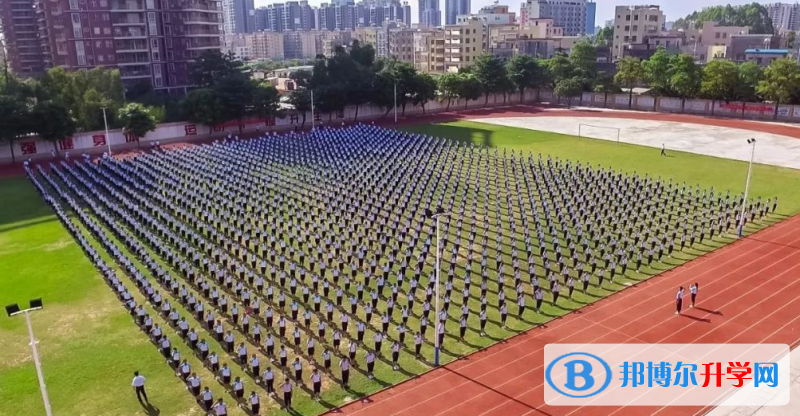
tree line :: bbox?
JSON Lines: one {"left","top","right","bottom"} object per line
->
{"left": 4, "top": 40, "right": 800, "bottom": 161}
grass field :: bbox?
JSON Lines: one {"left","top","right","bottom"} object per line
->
{"left": 1, "top": 120, "right": 799, "bottom": 416}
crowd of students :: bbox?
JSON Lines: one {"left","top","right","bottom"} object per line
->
{"left": 26, "top": 123, "right": 775, "bottom": 415}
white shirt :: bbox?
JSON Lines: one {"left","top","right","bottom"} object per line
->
{"left": 132, "top": 375, "right": 146, "bottom": 387}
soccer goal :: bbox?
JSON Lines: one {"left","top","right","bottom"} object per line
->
{"left": 578, "top": 124, "right": 622, "bottom": 144}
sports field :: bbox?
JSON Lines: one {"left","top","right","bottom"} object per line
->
{"left": 1, "top": 118, "right": 799, "bottom": 416}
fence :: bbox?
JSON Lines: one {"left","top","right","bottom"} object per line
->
{"left": 3, "top": 89, "right": 798, "bottom": 164}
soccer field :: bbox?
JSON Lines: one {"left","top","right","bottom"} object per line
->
{"left": 1, "top": 121, "right": 799, "bottom": 416}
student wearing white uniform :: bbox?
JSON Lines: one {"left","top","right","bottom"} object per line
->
{"left": 339, "top": 356, "right": 351, "bottom": 388}
{"left": 311, "top": 367, "right": 322, "bottom": 399}
{"left": 262, "top": 367, "right": 275, "bottom": 396}
{"left": 249, "top": 391, "right": 261, "bottom": 414}
{"left": 201, "top": 387, "right": 213, "bottom": 410}
{"left": 689, "top": 282, "right": 699, "bottom": 307}
{"left": 213, "top": 398, "right": 227, "bottom": 415}
{"left": 675, "top": 286, "right": 685, "bottom": 315}
{"left": 281, "top": 379, "right": 293, "bottom": 410}
{"left": 187, "top": 372, "right": 201, "bottom": 396}
{"left": 232, "top": 376, "right": 244, "bottom": 399}
{"left": 131, "top": 371, "right": 148, "bottom": 403}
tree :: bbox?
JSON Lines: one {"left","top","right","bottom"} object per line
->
{"left": 788, "top": 31, "right": 796, "bottom": 50}
{"left": 189, "top": 50, "right": 245, "bottom": 88}
{"left": 33, "top": 101, "right": 76, "bottom": 153}
{"left": 757, "top": 58, "right": 800, "bottom": 106}
{"left": 252, "top": 84, "right": 280, "bottom": 119}
{"left": 213, "top": 74, "right": 256, "bottom": 131}
{"left": 548, "top": 53, "right": 574, "bottom": 86}
{"left": 457, "top": 73, "right": 483, "bottom": 110}
{"left": 669, "top": 54, "right": 702, "bottom": 100}
{"left": 410, "top": 73, "right": 437, "bottom": 114}
{"left": 569, "top": 41, "right": 597, "bottom": 90}
{"left": 595, "top": 26, "right": 613, "bottom": 45}
{"left": 737, "top": 61, "right": 763, "bottom": 102}
{"left": 0, "top": 96, "right": 34, "bottom": 162}
{"left": 472, "top": 54, "right": 510, "bottom": 105}
{"left": 614, "top": 57, "right": 645, "bottom": 109}
{"left": 554, "top": 77, "right": 584, "bottom": 107}
{"left": 700, "top": 60, "right": 739, "bottom": 102}
{"left": 642, "top": 46, "right": 671, "bottom": 96}
{"left": 438, "top": 73, "right": 461, "bottom": 110}
{"left": 288, "top": 88, "right": 312, "bottom": 127}
{"left": 593, "top": 71, "right": 620, "bottom": 106}
{"left": 181, "top": 88, "right": 226, "bottom": 132}
{"left": 675, "top": 3, "right": 774, "bottom": 33}
{"left": 117, "top": 103, "right": 156, "bottom": 142}
{"left": 507, "top": 55, "right": 543, "bottom": 102}
{"left": 38, "top": 67, "right": 125, "bottom": 132}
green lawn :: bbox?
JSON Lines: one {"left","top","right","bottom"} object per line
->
{"left": 1, "top": 121, "right": 799, "bottom": 416}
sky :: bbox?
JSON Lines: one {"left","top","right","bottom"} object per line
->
{"left": 252, "top": 0, "right": 765, "bottom": 27}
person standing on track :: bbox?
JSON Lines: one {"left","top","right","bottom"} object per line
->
{"left": 675, "top": 286, "right": 685, "bottom": 315}
{"left": 689, "top": 282, "right": 699, "bottom": 308}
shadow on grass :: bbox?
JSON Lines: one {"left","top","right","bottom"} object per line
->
{"left": 404, "top": 123, "right": 496, "bottom": 148}
{"left": 0, "top": 177, "right": 57, "bottom": 229}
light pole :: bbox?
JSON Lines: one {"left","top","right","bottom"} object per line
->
{"left": 394, "top": 83, "right": 398, "bottom": 123}
{"left": 101, "top": 107, "right": 112, "bottom": 156}
{"left": 738, "top": 138, "right": 757, "bottom": 238}
{"left": 310, "top": 90, "right": 315, "bottom": 130}
{"left": 5, "top": 299, "right": 53, "bottom": 416}
{"left": 429, "top": 208, "right": 475, "bottom": 366}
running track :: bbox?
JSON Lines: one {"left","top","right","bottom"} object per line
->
{"left": 326, "top": 214, "right": 800, "bottom": 416}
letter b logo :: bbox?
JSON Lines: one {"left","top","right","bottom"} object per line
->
{"left": 564, "top": 360, "right": 595, "bottom": 391}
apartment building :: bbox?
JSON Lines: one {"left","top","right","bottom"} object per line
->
{"left": 418, "top": 17, "right": 484, "bottom": 73}
{"left": 222, "top": 0, "right": 255, "bottom": 34}
{"left": 419, "top": 0, "right": 441, "bottom": 27}
{"left": 520, "top": 0, "right": 589, "bottom": 36}
{"left": 254, "top": 1, "right": 315, "bottom": 32}
{"left": 445, "top": 0, "right": 470, "bottom": 25}
{"left": 283, "top": 30, "right": 319, "bottom": 59}
{"left": 0, "top": 0, "right": 45, "bottom": 76}
{"left": 680, "top": 21, "right": 749, "bottom": 63}
{"left": 765, "top": 3, "right": 800, "bottom": 33}
{"left": 611, "top": 4, "right": 665, "bottom": 61}
{"left": 388, "top": 26, "right": 415, "bottom": 62}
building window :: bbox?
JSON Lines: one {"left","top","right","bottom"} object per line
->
{"left": 166, "top": 38, "right": 173, "bottom": 47}
{"left": 98, "top": 55, "right": 104, "bottom": 62}
{"left": 167, "top": 50, "right": 174, "bottom": 60}
{"left": 100, "top": 0, "right": 107, "bottom": 6}
{"left": 94, "top": 27, "right": 101, "bottom": 35}
{"left": 104, "top": 27, "right": 111, "bottom": 35}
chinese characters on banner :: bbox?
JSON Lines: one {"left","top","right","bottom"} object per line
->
{"left": 92, "top": 134, "right": 107, "bottom": 147}
{"left": 20, "top": 141, "right": 37, "bottom": 155}
{"left": 58, "top": 137, "right": 74, "bottom": 151}
{"left": 124, "top": 132, "right": 138, "bottom": 143}
{"left": 184, "top": 124, "right": 197, "bottom": 136}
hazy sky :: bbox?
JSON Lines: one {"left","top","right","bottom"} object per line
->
{"left": 252, "top": 0, "right": 764, "bottom": 26}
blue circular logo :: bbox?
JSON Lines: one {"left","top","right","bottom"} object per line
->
{"left": 545, "top": 352, "right": 613, "bottom": 398}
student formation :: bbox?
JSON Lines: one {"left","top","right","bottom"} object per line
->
{"left": 25, "top": 123, "right": 777, "bottom": 415}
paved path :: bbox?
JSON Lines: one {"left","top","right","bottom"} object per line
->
{"left": 477, "top": 116, "right": 800, "bottom": 170}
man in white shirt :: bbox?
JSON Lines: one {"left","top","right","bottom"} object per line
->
{"left": 131, "top": 371, "right": 148, "bottom": 403}
{"left": 249, "top": 391, "right": 261, "bottom": 415}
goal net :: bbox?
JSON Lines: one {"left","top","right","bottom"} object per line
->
{"left": 578, "top": 124, "right": 622, "bottom": 144}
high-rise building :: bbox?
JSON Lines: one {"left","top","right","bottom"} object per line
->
{"left": 259, "top": 1, "right": 315, "bottom": 32}
{"left": 445, "top": 0, "right": 470, "bottom": 25}
{"left": 419, "top": 0, "right": 441, "bottom": 27}
{"left": 254, "top": 7, "right": 269, "bottom": 31}
{"left": 520, "top": 0, "right": 588, "bottom": 36}
{"left": 356, "top": 0, "right": 412, "bottom": 27}
{"left": 26, "top": 0, "right": 222, "bottom": 93}
{"left": 283, "top": 30, "right": 319, "bottom": 58}
{"left": 223, "top": 0, "right": 256, "bottom": 34}
{"left": 418, "top": 17, "right": 484, "bottom": 73}
{"left": 317, "top": 0, "right": 358, "bottom": 31}
{"left": 765, "top": 3, "right": 800, "bottom": 33}
{"left": 0, "top": 0, "right": 45, "bottom": 77}
{"left": 611, "top": 5, "right": 665, "bottom": 61}
{"left": 585, "top": 0, "right": 595, "bottom": 35}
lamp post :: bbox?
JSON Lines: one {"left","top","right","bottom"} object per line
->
{"left": 311, "top": 90, "right": 315, "bottom": 130}
{"left": 6, "top": 299, "right": 53, "bottom": 416}
{"left": 429, "top": 208, "right": 475, "bottom": 366}
{"left": 394, "top": 83, "right": 398, "bottom": 123}
{"left": 738, "top": 138, "right": 757, "bottom": 238}
{"left": 102, "top": 107, "right": 112, "bottom": 156}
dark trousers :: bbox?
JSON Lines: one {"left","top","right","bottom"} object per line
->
{"left": 135, "top": 386, "right": 148, "bottom": 402}
{"left": 284, "top": 391, "right": 292, "bottom": 408}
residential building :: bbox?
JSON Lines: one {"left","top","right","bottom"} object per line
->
{"left": 611, "top": 5, "right": 666, "bottom": 61}
{"left": 256, "top": 2, "right": 315, "bottom": 32}
{"left": 681, "top": 21, "right": 749, "bottom": 63}
{"left": 623, "top": 34, "right": 683, "bottom": 60}
{"left": 317, "top": 0, "right": 357, "bottom": 31}
{"left": 0, "top": 0, "right": 44, "bottom": 76}
{"left": 765, "top": 3, "right": 800, "bottom": 33}
{"left": 445, "top": 0, "right": 470, "bottom": 25}
{"left": 222, "top": 0, "right": 256, "bottom": 34}
{"left": 254, "top": 6, "right": 269, "bottom": 31}
{"left": 357, "top": 0, "right": 412, "bottom": 27}
{"left": 388, "top": 25, "right": 415, "bottom": 62}
{"left": 413, "top": 28, "right": 436, "bottom": 71}
{"left": 744, "top": 48, "right": 790, "bottom": 66}
{"left": 418, "top": 17, "right": 484, "bottom": 73}
{"left": 457, "top": 3, "right": 515, "bottom": 25}
{"left": 520, "top": 0, "right": 589, "bottom": 36}
{"left": 29, "top": 0, "right": 222, "bottom": 93}
{"left": 419, "top": 0, "right": 442, "bottom": 27}
{"left": 224, "top": 31, "right": 285, "bottom": 60}
{"left": 320, "top": 30, "right": 352, "bottom": 56}
{"left": 729, "top": 34, "right": 782, "bottom": 63}
{"left": 283, "top": 30, "right": 319, "bottom": 58}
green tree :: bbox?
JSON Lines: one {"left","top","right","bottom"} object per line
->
{"left": 213, "top": 74, "right": 256, "bottom": 131}
{"left": 507, "top": 55, "right": 543, "bottom": 102}
{"left": 676, "top": 3, "right": 774, "bottom": 33}
{"left": 33, "top": 101, "right": 76, "bottom": 153}
{"left": 288, "top": 88, "right": 312, "bottom": 127}
{"left": 669, "top": 54, "right": 702, "bottom": 100}
{"left": 189, "top": 50, "right": 245, "bottom": 88}
{"left": 410, "top": 73, "right": 437, "bottom": 114}
{"left": 757, "top": 58, "right": 800, "bottom": 105}
{"left": 614, "top": 57, "right": 645, "bottom": 109}
{"left": 438, "top": 73, "right": 461, "bottom": 110}
{"left": 737, "top": 61, "right": 763, "bottom": 102}
{"left": 700, "top": 60, "right": 740, "bottom": 102}
{"left": 787, "top": 31, "right": 796, "bottom": 50}
{"left": 642, "top": 46, "right": 672, "bottom": 96}
{"left": 117, "top": 103, "right": 156, "bottom": 142}
{"left": 554, "top": 77, "right": 584, "bottom": 107}
{"left": 472, "top": 54, "right": 510, "bottom": 105}
{"left": 181, "top": 88, "right": 226, "bottom": 132}
{"left": 594, "top": 26, "right": 613, "bottom": 45}
{"left": 252, "top": 84, "right": 280, "bottom": 119}
{"left": 593, "top": 71, "right": 620, "bottom": 105}
{"left": 39, "top": 67, "right": 125, "bottom": 131}
{"left": 0, "top": 96, "right": 34, "bottom": 162}
{"left": 457, "top": 73, "right": 483, "bottom": 110}
{"left": 548, "top": 53, "right": 575, "bottom": 86}
{"left": 569, "top": 41, "right": 597, "bottom": 90}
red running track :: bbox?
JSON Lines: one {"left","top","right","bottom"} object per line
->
{"left": 326, "top": 214, "right": 800, "bottom": 416}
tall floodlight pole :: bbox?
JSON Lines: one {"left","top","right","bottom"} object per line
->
{"left": 102, "top": 107, "right": 112, "bottom": 156}
{"left": 311, "top": 90, "right": 315, "bottom": 130}
{"left": 738, "top": 138, "right": 757, "bottom": 238}
{"left": 6, "top": 300, "right": 52, "bottom": 416}
{"left": 394, "top": 83, "right": 398, "bottom": 123}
